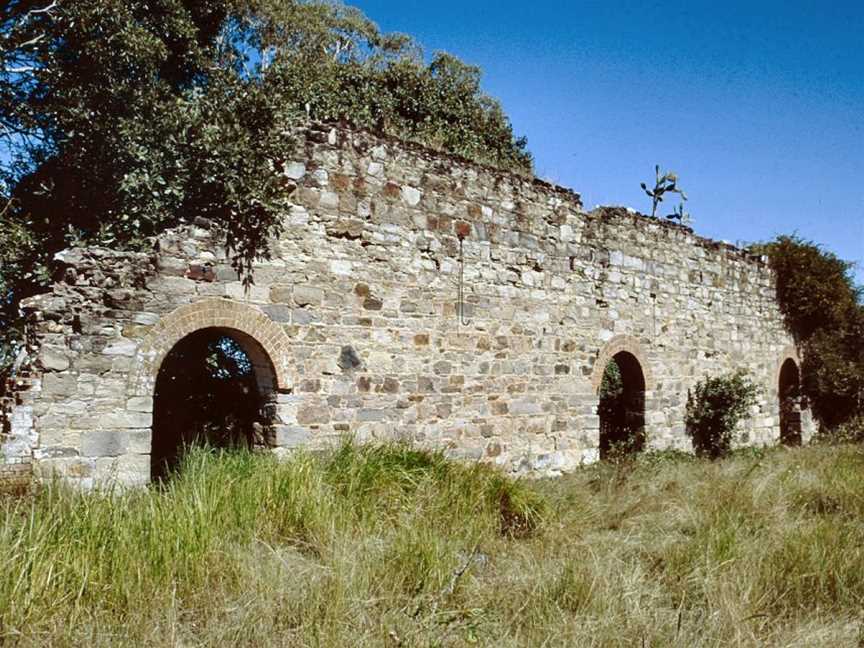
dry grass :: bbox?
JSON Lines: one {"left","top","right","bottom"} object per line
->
{"left": 1, "top": 441, "right": 863, "bottom": 646}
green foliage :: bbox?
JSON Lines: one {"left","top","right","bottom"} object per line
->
{"left": 598, "top": 357, "right": 623, "bottom": 402}
{"left": 685, "top": 369, "right": 760, "bottom": 458}
{"left": 0, "top": 1, "right": 290, "bottom": 384}
{"left": 753, "top": 235, "right": 864, "bottom": 430}
{"left": 640, "top": 164, "right": 688, "bottom": 220}
{"left": 817, "top": 415, "right": 864, "bottom": 445}
{"left": 0, "top": 0, "right": 531, "bottom": 384}
{"left": 239, "top": 0, "right": 532, "bottom": 172}
{"left": 755, "top": 235, "right": 861, "bottom": 340}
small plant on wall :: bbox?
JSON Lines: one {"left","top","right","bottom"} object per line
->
{"left": 685, "top": 369, "right": 760, "bottom": 459}
{"left": 641, "top": 165, "right": 688, "bottom": 222}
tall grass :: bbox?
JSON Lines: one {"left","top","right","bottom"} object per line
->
{"left": 0, "top": 442, "right": 863, "bottom": 646}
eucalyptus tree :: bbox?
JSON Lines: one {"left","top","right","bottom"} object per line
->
{"left": 0, "top": 0, "right": 531, "bottom": 382}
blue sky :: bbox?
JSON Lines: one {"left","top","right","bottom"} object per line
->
{"left": 353, "top": 0, "right": 864, "bottom": 284}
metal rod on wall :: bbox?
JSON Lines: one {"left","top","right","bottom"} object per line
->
{"left": 456, "top": 222, "right": 471, "bottom": 327}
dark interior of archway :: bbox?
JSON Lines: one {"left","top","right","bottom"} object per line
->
{"left": 779, "top": 359, "right": 802, "bottom": 446}
{"left": 598, "top": 351, "right": 646, "bottom": 460}
{"left": 151, "top": 329, "right": 267, "bottom": 481}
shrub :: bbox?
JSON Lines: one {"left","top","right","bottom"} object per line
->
{"left": 685, "top": 370, "right": 760, "bottom": 458}
{"left": 752, "top": 235, "right": 864, "bottom": 431}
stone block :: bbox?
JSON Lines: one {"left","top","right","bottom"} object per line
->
{"left": 103, "top": 338, "right": 138, "bottom": 357}
{"left": 263, "top": 304, "right": 292, "bottom": 323}
{"left": 127, "top": 396, "right": 153, "bottom": 413}
{"left": 293, "top": 285, "right": 324, "bottom": 307}
{"left": 94, "top": 455, "right": 150, "bottom": 487}
{"left": 102, "top": 411, "right": 152, "bottom": 429}
{"left": 297, "top": 404, "right": 330, "bottom": 425}
{"left": 37, "top": 347, "right": 70, "bottom": 372}
{"left": 401, "top": 186, "right": 422, "bottom": 206}
{"left": 357, "top": 409, "right": 387, "bottom": 422}
{"left": 509, "top": 400, "right": 543, "bottom": 416}
{"left": 132, "top": 312, "right": 160, "bottom": 325}
{"left": 292, "top": 309, "right": 320, "bottom": 325}
{"left": 320, "top": 191, "right": 339, "bottom": 208}
{"left": 433, "top": 361, "right": 452, "bottom": 376}
{"left": 274, "top": 426, "right": 312, "bottom": 448}
{"left": 42, "top": 374, "right": 78, "bottom": 398}
{"left": 81, "top": 430, "right": 128, "bottom": 457}
{"left": 37, "top": 457, "right": 95, "bottom": 480}
{"left": 148, "top": 276, "right": 197, "bottom": 295}
{"left": 127, "top": 430, "right": 152, "bottom": 454}
{"left": 330, "top": 259, "right": 352, "bottom": 276}
{"left": 269, "top": 284, "right": 291, "bottom": 303}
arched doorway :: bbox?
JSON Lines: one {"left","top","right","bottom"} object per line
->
{"left": 778, "top": 358, "right": 802, "bottom": 446}
{"left": 151, "top": 327, "right": 277, "bottom": 481}
{"left": 597, "top": 351, "right": 646, "bottom": 459}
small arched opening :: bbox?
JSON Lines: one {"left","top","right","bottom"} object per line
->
{"left": 597, "top": 351, "right": 646, "bottom": 459}
{"left": 151, "top": 327, "right": 277, "bottom": 481}
{"left": 778, "top": 358, "right": 803, "bottom": 446}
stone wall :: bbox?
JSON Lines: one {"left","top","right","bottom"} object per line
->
{"left": 1, "top": 123, "right": 813, "bottom": 487}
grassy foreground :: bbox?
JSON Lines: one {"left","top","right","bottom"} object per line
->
{"left": 1, "top": 443, "right": 863, "bottom": 646}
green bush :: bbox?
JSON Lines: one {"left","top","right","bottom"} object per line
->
{"left": 685, "top": 370, "right": 760, "bottom": 458}
{"left": 753, "top": 236, "right": 864, "bottom": 431}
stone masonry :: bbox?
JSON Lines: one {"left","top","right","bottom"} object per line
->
{"left": 1, "top": 123, "right": 813, "bottom": 487}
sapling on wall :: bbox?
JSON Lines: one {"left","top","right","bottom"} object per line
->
{"left": 641, "top": 165, "right": 689, "bottom": 222}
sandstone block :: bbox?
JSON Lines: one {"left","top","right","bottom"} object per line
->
{"left": 509, "top": 400, "right": 543, "bottom": 416}
{"left": 293, "top": 285, "right": 324, "bottom": 307}
{"left": 357, "top": 409, "right": 386, "bottom": 422}
{"left": 297, "top": 404, "right": 330, "bottom": 425}
{"left": 103, "top": 338, "right": 138, "bottom": 357}
{"left": 94, "top": 455, "right": 150, "bottom": 487}
{"left": 401, "top": 186, "right": 422, "bottom": 206}
{"left": 37, "top": 348, "right": 70, "bottom": 372}
{"left": 42, "top": 374, "right": 78, "bottom": 398}
{"left": 274, "top": 426, "right": 312, "bottom": 448}
{"left": 127, "top": 396, "right": 153, "bottom": 413}
{"left": 102, "top": 412, "right": 152, "bottom": 429}
{"left": 269, "top": 284, "right": 292, "bottom": 303}
{"left": 263, "top": 304, "right": 292, "bottom": 323}
{"left": 81, "top": 431, "right": 128, "bottom": 457}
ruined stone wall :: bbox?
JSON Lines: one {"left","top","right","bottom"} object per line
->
{"left": 1, "top": 123, "right": 813, "bottom": 487}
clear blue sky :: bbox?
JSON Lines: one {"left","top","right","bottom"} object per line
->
{"left": 353, "top": 0, "right": 864, "bottom": 284}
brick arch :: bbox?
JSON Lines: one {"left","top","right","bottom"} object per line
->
{"left": 127, "top": 298, "right": 293, "bottom": 399}
{"left": 589, "top": 335, "right": 655, "bottom": 393}
{"left": 774, "top": 345, "right": 801, "bottom": 390}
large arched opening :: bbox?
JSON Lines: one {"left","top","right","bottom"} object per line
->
{"left": 150, "top": 327, "right": 278, "bottom": 481}
{"left": 597, "top": 351, "right": 646, "bottom": 459}
{"left": 778, "top": 358, "right": 803, "bottom": 446}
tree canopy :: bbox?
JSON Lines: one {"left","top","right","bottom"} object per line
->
{"left": 0, "top": 0, "right": 531, "bottom": 375}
